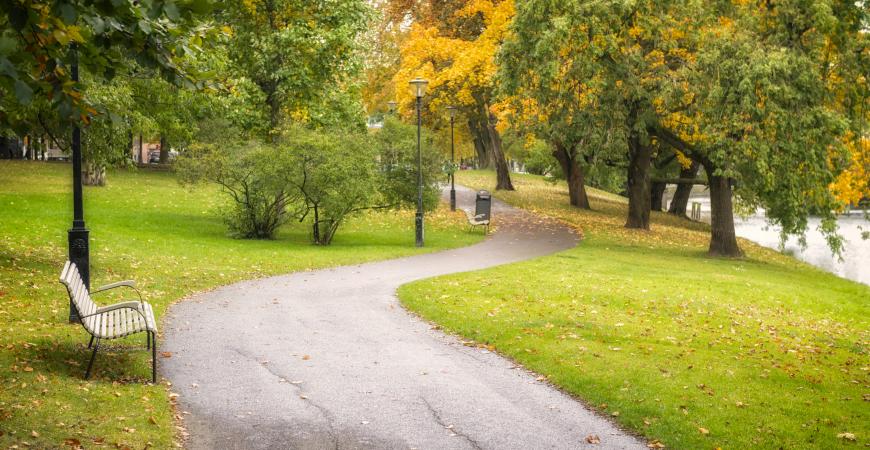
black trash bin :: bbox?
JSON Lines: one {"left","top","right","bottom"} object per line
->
{"left": 475, "top": 190, "right": 492, "bottom": 222}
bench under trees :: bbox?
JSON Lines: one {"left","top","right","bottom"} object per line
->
{"left": 59, "top": 261, "right": 157, "bottom": 382}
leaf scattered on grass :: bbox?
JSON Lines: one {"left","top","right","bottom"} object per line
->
{"left": 837, "top": 432, "right": 856, "bottom": 441}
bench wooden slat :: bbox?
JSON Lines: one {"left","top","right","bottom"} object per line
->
{"left": 118, "top": 309, "right": 135, "bottom": 336}
{"left": 102, "top": 309, "right": 110, "bottom": 338}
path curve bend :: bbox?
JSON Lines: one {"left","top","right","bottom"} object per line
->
{"left": 163, "top": 186, "right": 644, "bottom": 450}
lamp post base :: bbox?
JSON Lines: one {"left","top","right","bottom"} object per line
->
{"left": 68, "top": 226, "right": 89, "bottom": 323}
{"left": 450, "top": 188, "right": 456, "bottom": 211}
{"left": 415, "top": 212, "right": 424, "bottom": 247}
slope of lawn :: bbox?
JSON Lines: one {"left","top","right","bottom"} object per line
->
{"left": 0, "top": 160, "right": 482, "bottom": 448}
{"left": 399, "top": 170, "right": 869, "bottom": 449}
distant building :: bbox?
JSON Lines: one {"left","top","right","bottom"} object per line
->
{"left": 131, "top": 136, "right": 162, "bottom": 164}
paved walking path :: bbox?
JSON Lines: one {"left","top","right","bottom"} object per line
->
{"left": 162, "top": 186, "right": 645, "bottom": 450}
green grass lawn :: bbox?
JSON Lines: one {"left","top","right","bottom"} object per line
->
{"left": 399, "top": 170, "right": 870, "bottom": 449}
{"left": 0, "top": 160, "right": 482, "bottom": 448}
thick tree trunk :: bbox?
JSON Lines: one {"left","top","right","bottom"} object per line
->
{"left": 468, "top": 118, "right": 491, "bottom": 169}
{"left": 651, "top": 181, "right": 667, "bottom": 211}
{"left": 268, "top": 93, "right": 281, "bottom": 137}
{"left": 552, "top": 144, "right": 590, "bottom": 209}
{"left": 473, "top": 136, "right": 489, "bottom": 169}
{"left": 668, "top": 161, "right": 700, "bottom": 216}
{"left": 159, "top": 136, "right": 169, "bottom": 164}
{"left": 705, "top": 165, "right": 742, "bottom": 257}
{"left": 625, "top": 134, "right": 651, "bottom": 229}
{"left": 485, "top": 113, "right": 514, "bottom": 191}
{"left": 83, "top": 161, "right": 106, "bottom": 186}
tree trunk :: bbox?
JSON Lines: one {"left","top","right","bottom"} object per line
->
{"left": 159, "top": 136, "right": 168, "bottom": 164}
{"left": 485, "top": 112, "right": 514, "bottom": 191}
{"left": 127, "top": 129, "right": 133, "bottom": 162}
{"left": 651, "top": 181, "right": 666, "bottom": 211}
{"left": 473, "top": 136, "right": 489, "bottom": 169}
{"left": 668, "top": 161, "right": 700, "bottom": 216}
{"left": 268, "top": 93, "right": 281, "bottom": 137}
{"left": 468, "top": 119, "right": 491, "bottom": 169}
{"left": 625, "top": 133, "right": 651, "bottom": 229}
{"left": 83, "top": 161, "right": 106, "bottom": 186}
{"left": 705, "top": 165, "right": 742, "bottom": 257}
{"left": 552, "top": 144, "right": 590, "bottom": 209}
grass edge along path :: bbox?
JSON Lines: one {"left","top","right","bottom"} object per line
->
{"left": 399, "top": 170, "right": 869, "bottom": 450}
{"left": 0, "top": 161, "right": 483, "bottom": 448}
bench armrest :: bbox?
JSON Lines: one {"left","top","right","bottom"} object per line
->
{"left": 92, "top": 280, "right": 135, "bottom": 293}
{"left": 91, "top": 280, "right": 143, "bottom": 303}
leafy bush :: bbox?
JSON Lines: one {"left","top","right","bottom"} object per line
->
{"left": 281, "top": 127, "right": 378, "bottom": 245}
{"left": 177, "top": 142, "right": 302, "bottom": 239}
{"left": 523, "top": 140, "right": 561, "bottom": 176}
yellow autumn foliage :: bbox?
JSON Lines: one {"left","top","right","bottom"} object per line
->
{"left": 831, "top": 135, "right": 870, "bottom": 206}
{"left": 391, "top": 0, "right": 515, "bottom": 159}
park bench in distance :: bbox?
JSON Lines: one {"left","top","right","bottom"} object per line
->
{"left": 59, "top": 261, "right": 157, "bottom": 383}
{"left": 466, "top": 189, "right": 492, "bottom": 234}
{"left": 466, "top": 210, "right": 491, "bottom": 234}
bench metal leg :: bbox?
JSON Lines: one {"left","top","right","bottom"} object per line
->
{"left": 85, "top": 338, "right": 100, "bottom": 380}
{"left": 150, "top": 331, "right": 157, "bottom": 384}
{"left": 87, "top": 335, "right": 94, "bottom": 349}
{"left": 146, "top": 332, "right": 151, "bottom": 350}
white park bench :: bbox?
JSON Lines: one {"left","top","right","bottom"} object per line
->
{"left": 466, "top": 210, "right": 490, "bottom": 234}
{"left": 59, "top": 261, "right": 157, "bottom": 383}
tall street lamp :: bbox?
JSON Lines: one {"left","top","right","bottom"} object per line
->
{"left": 409, "top": 77, "right": 428, "bottom": 247}
{"left": 68, "top": 45, "right": 89, "bottom": 322}
{"left": 447, "top": 106, "right": 457, "bottom": 211}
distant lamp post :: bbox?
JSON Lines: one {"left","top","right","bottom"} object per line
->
{"left": 68, "top": 45, "right": 89, "bottom": 323}
{"left": 409, "top": 77, "right": 428, "bottom": 247}
{"left": 387, "top": 101, "right": 397, "bottom": 114}
{"left": 447, "top": 106, "right": 457, "bottom": 211}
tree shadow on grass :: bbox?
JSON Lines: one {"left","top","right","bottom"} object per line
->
{"left": 30, "top": 336, "right": 153, "bottom": 384}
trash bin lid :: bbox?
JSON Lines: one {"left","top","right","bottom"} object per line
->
{"left": 477, "top": 190, "right": 491, "bottom": 199}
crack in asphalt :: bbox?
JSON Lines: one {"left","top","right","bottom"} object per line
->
{"left": 422, "top": 397, "right": 484, "bottom": 450}
{"left": 231, "top": 347, "right": 341, "bottom": 450}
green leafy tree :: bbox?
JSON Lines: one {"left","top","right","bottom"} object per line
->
{"left": 653, "top": 0, "right": 865, "bottom": 256}
{"left": 0, "top": 0, "right": 215, "bottom": 130}
{"left": 220, "top": 0, "right": 371, "bottom": 137}
{"left": 282, "top": 127, "right": 378, "bottom": 245}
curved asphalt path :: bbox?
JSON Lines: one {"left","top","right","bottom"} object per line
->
{"left": 162, "top": 186, "right": 645, "bottom": 450}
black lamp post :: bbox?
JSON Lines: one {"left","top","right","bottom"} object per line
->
{"left": 68, "top": 46, "right": 89, "bottom": 322}
{"left": 447, "top": 106, "right": 457, "bottom": 211}
{"left": 409, "top": 77, "right": 428, "bottom": 247}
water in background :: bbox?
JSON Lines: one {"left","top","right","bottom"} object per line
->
{"left": 666, "top": 187, "right": 870, "bottom": 286}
